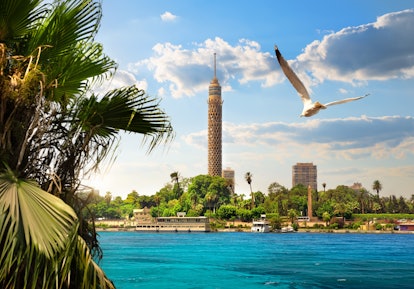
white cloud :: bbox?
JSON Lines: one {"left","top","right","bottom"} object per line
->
{"left": 160, "top": 11, "right": 177, "bottom": 22}
{"left": 91, "top": 69, "right": 148, "bottom": 94}
{"left": 185, "top": 115, "right": 414, "bottom": 162}
{"left": 130, "top": 37, "right": 279, "bottom": 98}
{"left": 295, "top": 9, "right": 414, "bottom": 85}
{"left": 128, "top": 10, "right": 414, "bottom": 100}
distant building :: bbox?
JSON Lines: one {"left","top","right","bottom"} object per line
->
{"left": 133, "top": 207, "right": 153, "bottom": 223}
{"left": 207, "top": 53, "right": 223, "bottom": 176}
{"left": 222, "top": 167, "right": 235, "bottom": 194}
{"left": 349, "top": 182, "right": 363, "bottom": 190}
{"left": 292, "top": 162, "right": 317, "bottom": 191}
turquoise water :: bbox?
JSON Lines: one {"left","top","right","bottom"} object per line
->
{"left": 99, "top": 232, "right": 414, "bottom": 289}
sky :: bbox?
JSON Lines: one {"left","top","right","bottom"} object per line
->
{"left": 84, "top": 0, "right": 414, "bottom": 199}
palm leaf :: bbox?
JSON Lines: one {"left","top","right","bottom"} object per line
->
{"left": 0, "top": 169, "right": 115, "bottom": 288}
{"left": 45, "top": 41, "right": 116, "bottom": 102}
{"left": 0, "top": 169, "right": 77, "bottom": 258}
{"left": 67, "top": 235, "right": 115, "bottom": 289}
{"left": 0, "top": 0, "right": 45, "bottom": 41}
{"left": 28, "top": 0, "right": 101, "bottom": 57}
{"left": 76, "top": 86, "right": 174, "bottom": 152}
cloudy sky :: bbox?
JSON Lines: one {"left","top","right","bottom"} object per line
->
{"left": 85, "top": 0, "right": 414, "bottom": 199}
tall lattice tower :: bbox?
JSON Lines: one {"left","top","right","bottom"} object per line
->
{"left": 208, "top": 53, "right": 223, "bottom": 176}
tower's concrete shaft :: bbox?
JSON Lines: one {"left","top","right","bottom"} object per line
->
{"left": 208, "top": 54, "right": 222, "bottom": 176}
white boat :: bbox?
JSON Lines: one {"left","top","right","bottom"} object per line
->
{"left": 251, "top": 214, "right": 270, "bottom": 233}
{"left": 280, "top": 226, "right": 294, "bottom": 233}
{"left": 135, "top": 212, "right": 211, "bottom": 232}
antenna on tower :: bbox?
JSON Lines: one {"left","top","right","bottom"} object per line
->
{"left": 214, "top": 53, "right": 217, "bottom": 78}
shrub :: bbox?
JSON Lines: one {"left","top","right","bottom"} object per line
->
{"left": 329, "top": 223, "right": 339, "bottom": 230}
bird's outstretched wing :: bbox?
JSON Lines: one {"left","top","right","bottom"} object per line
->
{"left": 274, "top": 45, "right": 310, "bottom": 103}
{"left": 324, "top": 94, "right": 369, "bottom": 107}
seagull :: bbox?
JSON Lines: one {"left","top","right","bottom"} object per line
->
{"left": 274, "top": 45, "right": 369, "bottom": 117}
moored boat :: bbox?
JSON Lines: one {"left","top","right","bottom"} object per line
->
{"left": 251, "top": 214, "right": 270, "bottom": 233}
{"left": 280, "top": 226, "right": 294, "bottom": 233}
{"left": 135, "top": 212, "right": 211, "bottom": 232}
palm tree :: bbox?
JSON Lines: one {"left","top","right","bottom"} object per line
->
{"left": 245, "top": 172, "right": 254, "bottom": 209}
{"left": 357, "top": 189, "right": 370, "bottom": 214}
{"left": 1, "top": 0, "right": 173, "bottom": 287}
{"left": 189, "top": 190, "right": 199, "bottom": 209}
{"left": 154, "top": 194, "right": 162, "bottom": 217}
{"left": 205, "top": 191, "right": 218, "bottom": 213}
{"left": 322, "top": 182, "right": 326, "bottom": 192}
{"left": 104, "top": 192, "right": 113, "bottom": 205}
{"left": 170, "top": 171, "right": 181, "bottom": 199}
{"left": 372, "top": 180, "right": 382, "bottom": 199}
{"left": 170, "top": 172, "right": 179, "bottom": 184}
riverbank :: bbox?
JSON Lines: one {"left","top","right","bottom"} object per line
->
{"left": 95, "top": 226, "right": 414, "bottom": 234}
{"left": 94, "top": 218, "right": 414, "bottom": 234}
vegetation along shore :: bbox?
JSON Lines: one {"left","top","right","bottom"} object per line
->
{"left": 81, "top": 174, "right": 414, "bottom": 233}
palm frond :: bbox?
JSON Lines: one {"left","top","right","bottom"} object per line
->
{"left": 77, "top": 86, "right": 174, "bottom": 152}
{"left": 28, "top": 0, "right": 101, "bottom": 57}
{"left": 0, "top": 168, "right": 77, "bottom": 258}
{"left": 0, "top": 0, "right": 46, "bottom": 41}
{"left": 68, "top": 235, "right": 115, "bottom": 289}
{"left": 0, "top": 169, "right": 115, "bottom": 289}
{"left": 46, "top": 41, "right": 117, "bottom": 102}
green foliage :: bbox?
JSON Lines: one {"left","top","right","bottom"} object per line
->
{"left": 287, "top": 209, "right": 298, "bottom": 224}
{"left": 268, "top": 214, "right": 282, "bottom": 230}
{"left": 0, "top": 170, "right": 114, "bottom": 289}
{"left": 251, "top": 206, "right": 266, "bottom": 219}
{"left": 322, "top": 211, "right": 331, "bottom": 225}
{"left": 353, "top": 213, "right": 414, "bottom": 220}
{"left": 329, "top": 223, "right": 339, "bottom": 230}
{"left": 216, "top": 205, "right": 237, "bottom": 220}
{"left": 237, "top": 208, "right": 252, "bottom": 222}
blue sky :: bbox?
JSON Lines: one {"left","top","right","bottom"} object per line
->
{"left": 85, "top": 0, "right": 414, "bottom": 199}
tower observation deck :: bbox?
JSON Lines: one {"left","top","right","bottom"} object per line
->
{"left": 208, "top": 53, "right": 223, "bottom": 176}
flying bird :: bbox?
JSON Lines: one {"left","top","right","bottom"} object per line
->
{"left": 274, "top": 45, "right": 369, "bottom": 117}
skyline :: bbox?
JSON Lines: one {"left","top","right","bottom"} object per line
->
{"left": 85, "top": 1, "right": 414, "bottom": 199}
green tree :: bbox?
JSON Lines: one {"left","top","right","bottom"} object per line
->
{"left": 253, "top": 191, "right": 266, "bottom": 206}
{"left": 398, "top": 196, "right": 410, "bottom": 213}
{"left": 208, "top": 176, "right": 231, "bottom": 208}
{"left": 334, "top": 202, "right": 348, "bottom": 222}
{"left": 205, "top": 191, "right": 219, "bottom": 213}
{"left": 245, "top": 172, "right": 254, "bottom": 209}
{"left": 124, "top": 191, "right": 140, "bottom": 206}
{"left": 287, "top": 209, "right": 298, "bottom": 225}
{"left": 216, "top": 205, "right": 238, "bottom": 220}
{"left": 187, "top": 175, "right": 213, "bottom": 200}
{"left": 170, "top": 171, "right": 181, "bottom": 199}
{"left": 322, "top": 211, "right": 331, "bottom": 226}
{"left": 187, "top": 174, "right": 230, "bottom": 214}
{"left": 269, "top": 214, "right": 283, "bottom": 230}
{"left": 357, "top": 188, "right": 370, "bottom": 214}
{"left": 237, "top": 208, "right": 253, "bottom": 222}
{"left": 372, "top": 180, "right": 382, "bottom": 199}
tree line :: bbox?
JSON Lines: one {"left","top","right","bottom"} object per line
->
{"left": 84, "top": 174, "right": 414, "bottom": 225}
